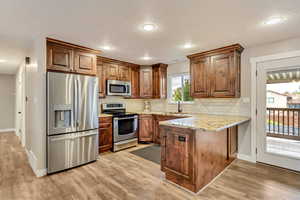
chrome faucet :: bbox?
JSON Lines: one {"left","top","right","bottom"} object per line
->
{"left": 177, "top": 101, "right": 183, "bottom": 113}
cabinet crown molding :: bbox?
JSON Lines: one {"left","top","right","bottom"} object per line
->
{"left": 46, "top": 37, "right": 101, "bottom": 55}
{"left": 187, "top": 43, "right": 244, "bottom": 59}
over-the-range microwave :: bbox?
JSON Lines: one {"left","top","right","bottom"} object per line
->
{"left": 107, "top": 80, "right": 131, "bottom": 96}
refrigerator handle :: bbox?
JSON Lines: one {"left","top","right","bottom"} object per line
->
{"left": 74, "top": 76, "right": 79, "bottom": 129}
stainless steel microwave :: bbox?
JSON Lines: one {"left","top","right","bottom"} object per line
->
{"left": 107, "top": 80, "right": 131, "bottom": 96}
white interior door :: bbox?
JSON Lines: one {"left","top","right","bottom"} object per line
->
{"left": 256, "top": 56, "right": 300, "bottom": 172}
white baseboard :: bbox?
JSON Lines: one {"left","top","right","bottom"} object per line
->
{"left": 237, "top": 153, "right": 256, "bottom": 163}
{"left": 25, "top": 149, "right": 47, "bottom": 177}
{"left": 0, "top": 128, "right": 15, "bottom": 133}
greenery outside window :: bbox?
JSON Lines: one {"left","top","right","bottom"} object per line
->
{"left": 169, "top": 74, "right": 194, "bottom": 103}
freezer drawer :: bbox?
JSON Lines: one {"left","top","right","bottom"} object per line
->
{"left": 47, "top": 130, "right": 98, "bottom": 174}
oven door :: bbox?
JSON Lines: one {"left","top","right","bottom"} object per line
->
{"left": 107, "top": 80, "right": 131, "bottom": 96}
{"left": 113, "top": 115, "right": 138, "bottom": 142}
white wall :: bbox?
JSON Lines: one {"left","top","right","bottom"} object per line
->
{"left": 0, "top": 74, "right": 15, "bottom": 131}
{"left": 266, "top": 92, "right": 287, "bottom": 108}
{"left": 24, "top": 37, "right": 47, "bottom": 176}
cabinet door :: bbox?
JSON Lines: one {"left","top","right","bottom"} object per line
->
{"left": 164, "top": 130, "right": 194, "bottom": 180}
{"left": 160, "top": 67, "right": 167, "bottom": 99}
{"left": 138, "top": 115, "right": 153, "bottom": 142}
{"left": 152, "top": 67, "right": 160, "bottom": 98}
{"left": 228, "top": 126, "right": 238, "bottom": 160}
{"left": 118, "top": 65, "right": 130, "bottom": 81}
{"left": 106, "top": 63, "right": 119, "bottom": 80}
{"left": 190, "top": 57, "right": 210, "bottom": 98}
{"left": 96, "top": 62, "right": 106, "bottom": 98}
{"left": 47, "top": 43, "right": 74, "bottom": 72}
{"left": 74, "top": 50, "right": 97, "bottom": 75}
{"left": 130, "top": 66, "right": 140, "bottom": 98}
{"left": 140, "top": 67, "right": 153, "bottom": 98}
{"left": 99, "top": 119, "right": 113, "bottom": 153}
{"left": 210, "top": 53, "right": 234, "bottom": 97}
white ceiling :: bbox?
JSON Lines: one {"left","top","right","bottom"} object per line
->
{"left": 0, "top": 0, "right": 300, "bottom": 74}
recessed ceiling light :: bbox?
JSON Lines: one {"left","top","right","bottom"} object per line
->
{"left": 183, "top": 43, "right": 193, "bottom": 49}
{"left": 141, "top": 56, "right": 152, "bottom": 60}
{"left": 0, "top": 59, "right": 6, "bottom": 63}
{"left": 264, "top": 16, "right": 286, "bottom": 25}
{"left": 143, "top": 24, "right": 156, "bottom": 31}
{"left": 101, "top": 46, "right": 112, "bottom": 50}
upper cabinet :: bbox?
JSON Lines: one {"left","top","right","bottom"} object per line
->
{"left": 140, "top": 66, "right": 153, "bottom": 98}
{"left": 74, "top": 50, "right": 96, "bottom": 75}
{"left": 152, "top": 64, "right": 168, "bottom": 99}
{"left": 130, "top": 65, "right": 140, "bottom": 98}
{"left": 99, "top": 57, "right": 131, "bottom": 81}
{"left": 47, "top": 43, "right": 74, "bottom": 72}
{"left": 96, "top": 60, "right": 106, "bottom": 98}
{"left": 96, "top": 56, "right": 168, "bottom": 99}
{"left": 118, "top": 65, "right": 131, "bottom": 81}
{"left": 188, "top": 44, "right": 243, "bottom": 98}
{"left": 46, "top": 38, "right": 100, "bottom": 76}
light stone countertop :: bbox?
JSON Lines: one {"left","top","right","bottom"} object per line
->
{"left": 159, "top": 113, "right": 250, "bottom": 131}
{"left": 99, "top": 113, "right": 113, "bottom": 118}
{"left": 129, "top": 111, "right": 250, "bottom": 131}
{"left": 99, "top": 111, "right": 250, "bottom": 131}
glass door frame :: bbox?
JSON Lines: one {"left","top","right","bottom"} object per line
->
{"left": 255, "top": 56, "right": 300, "bottom": 172}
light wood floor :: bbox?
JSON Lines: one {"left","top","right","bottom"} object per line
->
{"left": 1, "top": 132, "right": 300, "bottom": 200}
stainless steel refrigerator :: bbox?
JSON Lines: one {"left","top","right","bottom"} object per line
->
{"left": 47, "top": 72, "right": 99, "bottom": 174}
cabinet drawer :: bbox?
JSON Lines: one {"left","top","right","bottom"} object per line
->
{"left": 99, "top": 117, "right": 112, "bottom": 123}
{"left": 100, "top": 122, "right": 112, "bottom": 129}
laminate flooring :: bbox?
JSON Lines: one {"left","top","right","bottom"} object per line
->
{"left": 1, "top": 132, "right": 300, "bottom": 200}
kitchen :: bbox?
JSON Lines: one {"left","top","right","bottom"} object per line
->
{"left": 1, "top": 0, "right": 300, "bottom": 199}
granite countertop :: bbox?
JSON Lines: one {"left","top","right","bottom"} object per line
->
{"left": 159, "top": 113, "right": 250, "bottom": 131}
{"left": 99, "top": 111, "right": 250, "bottom": 131}
{"left": 99, "top": 113, "right": 113, "bottom": 118}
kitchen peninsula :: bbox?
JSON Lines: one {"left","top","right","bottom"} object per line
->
{"left": 159, "top": 113, "right": 250, "bottom": 193}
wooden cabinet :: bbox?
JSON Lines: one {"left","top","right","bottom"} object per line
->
{"left": 74, "top": 50, "right": 96, "bottom": 75}
{"left": 118, "top": 65, "right": 131, "bottom": 81}
{"left": 140, "top": 67, "right": 153, "bottom": 98}
{"left": 153, "top": 115, "right": 185, "bottom": 144}
{"left": 163, "top": 128, "right": 194, "bottom": 180}
{"left": 210, "top": 53, "right": 234, "bottom": 97}
{"left": 152, "top": 64, "right": 168, "bottom": 99}
{"left": 47, "top": 43, "right": 74, "bottom": 72}
{"left": 99, "top": 116, "right": 113, "bottom": 153}
{"left": 188, "top": 44, "right": 243, "bottom": 98}
{"left": 47, "top": 38, "right": 100, "bottom": 75}
{"left": 227, "top": 125, "right": 238, "bottom": 161}
{"left": 138, "top": 115, "right": 154, "bottom": 142}
{"left": 190, "top": 57, "right": 210, "bottom": 98}
{"left": 105, "top": 63, "right": 119, "bottom": 80}
{"left": 130, "top": 65, "right": 140, "bottom": 98}
{"left": 160, "top": 125, "right": 235, "bottom": 193}
{"left": 102, "top": 61, "right": 130, "bottom": 81}
{"left": 96, "top": 61, "right": 106, "bottom": 98}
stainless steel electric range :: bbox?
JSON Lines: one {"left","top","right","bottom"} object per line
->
{"left": 101, "top": 103, "right": 138, "bottom": 152}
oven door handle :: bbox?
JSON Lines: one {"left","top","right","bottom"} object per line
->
{"left": 114, "top": 116, "right": 138, "bottom": 120}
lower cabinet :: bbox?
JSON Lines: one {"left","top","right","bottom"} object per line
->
{"left": 160, "top": 124, "right": 239, "bottom": 193}
{"left": 138, "top": 115, "right": 154, "bottom": 142}
{"left": 153, "top": 115, "right": 185, "bottom": 144}
{"left": 99, "top": 116, "right": 113, "bottom": 153}
{"left": 228, "top": 125, "right": 238, "bottom": 161}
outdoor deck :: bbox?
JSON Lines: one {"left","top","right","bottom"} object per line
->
{"left": 266, "top": 107, "right": 300, "bottom": 159}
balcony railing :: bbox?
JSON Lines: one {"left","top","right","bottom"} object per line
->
{"left": 266, "top": 108, "right": 300, "bottom": 141}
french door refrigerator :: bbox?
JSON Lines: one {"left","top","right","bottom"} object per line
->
{"left": 47, "top": 72, "right": 99, "bottom": 174}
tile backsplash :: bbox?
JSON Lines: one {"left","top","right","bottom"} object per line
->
{"left": 100, "top": 96, "right": 251, "bottom": 117}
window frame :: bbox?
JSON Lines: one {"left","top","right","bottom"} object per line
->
{"left": 267, "top": 97, "right": 275, "bottom": 103}
{"left": 167, "top": 73, "right": 194, "bottom": 104}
